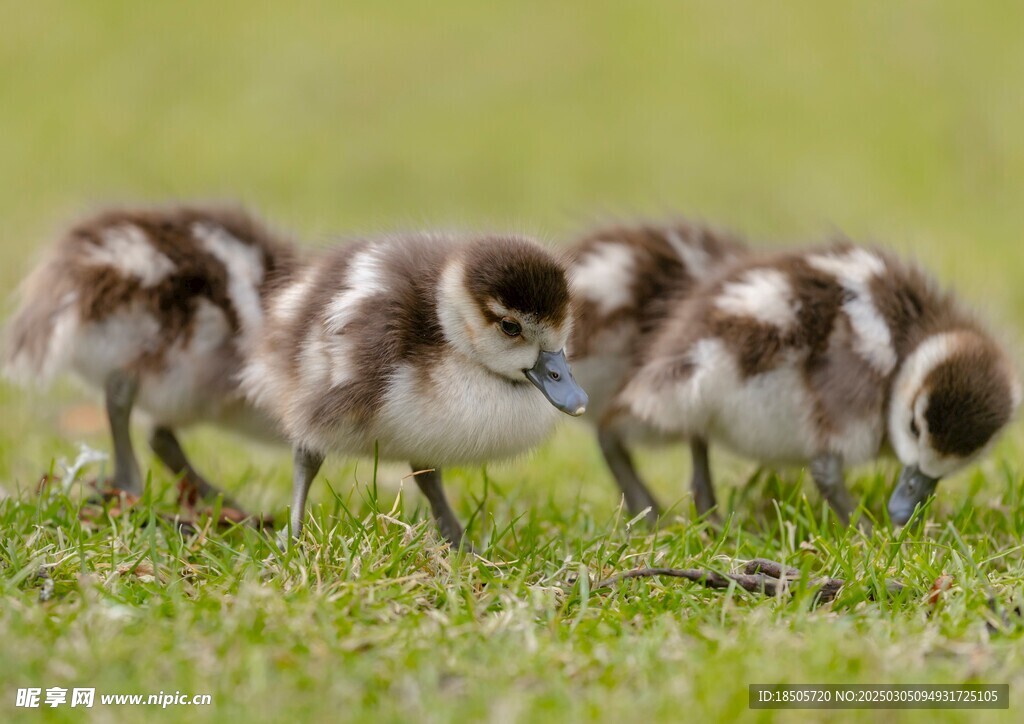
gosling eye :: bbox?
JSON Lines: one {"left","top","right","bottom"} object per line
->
{"left": 910, "top": 418, "right": 920, "bottom": 438}
{"left": 500, "top": 318, "right": 522, "bottom": 338}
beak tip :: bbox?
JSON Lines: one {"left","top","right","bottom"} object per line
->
{"left": 889, "top": 466, "right": 940, "bottom": 526}
{"left": 525, "top": 350, "right": 589, "bottom": 416}
{"left": 887, "top": 499, "right": 918, "bottom": 526}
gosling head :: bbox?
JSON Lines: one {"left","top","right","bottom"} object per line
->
{"left": 887, "top": 330, "right": 1020, "bottom": 524}
{"left": 438, "top": 235, "right": 588, "bottom": 417}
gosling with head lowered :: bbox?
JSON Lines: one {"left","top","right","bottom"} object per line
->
{"left": 3, "top": 205, "right": 295, "bottom": 510}
{"left": 610, "top": 241, "right": 1019, "bottom": 525}
{"left": 242, "top": 231, "right": 587, "bottom": 547}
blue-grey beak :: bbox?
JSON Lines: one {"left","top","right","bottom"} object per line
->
{"left": 888, "top": 465, "right": 940, "bottom": 525}
{"left": 524, "top": 349, "right": 588, "bottom": 416}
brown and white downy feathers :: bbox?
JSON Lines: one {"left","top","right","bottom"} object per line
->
{"left": 567, "top": 219, "right": 747, "bottom": 427}
{"left": 617, "top": 241, "right": 1020, "bottom": 475}
{"left": 3, "top": 205, "right": 296, "bottom": 432}
{"left": 241, "top": 231, "right": 577, "bottom": 464}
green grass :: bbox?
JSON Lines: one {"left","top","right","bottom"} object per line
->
{"left": 3, "top": 437, "right": 1024, "bottom": 723}
{"left": 3, "top": 1, "right": 1024, "bottom": 722}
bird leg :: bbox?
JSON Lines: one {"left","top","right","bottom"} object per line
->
{"left": 148, "top": 427, "right": 248, "bottom": 512}
{"left": 290, "top": 446, "right": 324, "bottom": 538}
{"left": 809, "top": 453, "right": 856, "bottom": 525}
{"left": 410, "top": 465, "right": 469, "bottom": 549}
{"left": 597, "top": 426, "right": 660, "bottom": 525}
{"left": 690, "top": 437, "right": 718, "bottom": 518}
{"left": 104, "top": 371, "right": 143, "bottom": 495}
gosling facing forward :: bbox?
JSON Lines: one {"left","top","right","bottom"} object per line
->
{"left": 242, "top": 231, "right": 587, "bottom": 546}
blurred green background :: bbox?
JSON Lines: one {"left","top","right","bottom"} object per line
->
{"left": 3, "top": 1, "right": 1023, "bottom": 294}
{"left": 2, "top": 1, "right": 1023, "bottom": 490}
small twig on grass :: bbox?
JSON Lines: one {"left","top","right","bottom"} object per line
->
{"left": 594, "top": 558, "right": 904, "bottom": 604}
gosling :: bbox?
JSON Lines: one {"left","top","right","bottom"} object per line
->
{"left": 241, "top": 231, "right": 588, "bottom": 547}
{"left": 3, "top": 205, "right": 295, "bottom": 509}
{"left": 611, "top": 241, "right": 1019, "bottom": 525}
{"left": 567, "top": 220, "right": 746, "bottom": 522}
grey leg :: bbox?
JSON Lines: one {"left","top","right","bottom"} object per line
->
{"left": 104, "top": 371, "right": 143, "bottom": 494}
{"left": 290, "top": 446, "right": 324, "bottom": 538}
{"left": 410, "top": 465, "right": 467, "bottom": 549}
{"left": 149, "top": 427, "right": 245, "bottom": 510}
{"left": 690, "top": 437, "right": 717, "bottom": 518}
{"left": 809, "top": 453, "right": 856, "bottom": 525}
{"left": 597, "top": 426, "right": 660, "bottom": 525}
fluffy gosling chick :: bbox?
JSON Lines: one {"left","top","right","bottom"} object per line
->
{"left": 242, "top": 232, "right": 588, "bottom": 546}
{"left": 612, "top": 242, "right": 1020, "bottom": 525}
{"left": 567, "top": 220, "right": 746, "bottom": 521}
{"left": 3, "top": 206, "right": 294, "bottom": 505}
